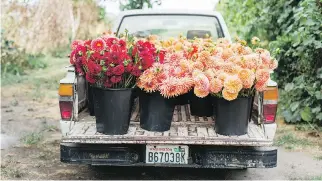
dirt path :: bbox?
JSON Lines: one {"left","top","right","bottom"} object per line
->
{"left": 1, "top": 58, "right": 322, "bottom": 180}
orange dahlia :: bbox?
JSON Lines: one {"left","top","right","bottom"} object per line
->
{"left": 255, "top": 69, "right": 270, "bottom": 84}
{"left": 222, "top": 48, "right": 234, "bottom": 60}
{"left": 222, "top": 88, "right": 238, "bottom": 101}
{"left": 192, "top": 61, "right": 205, "bottom": 71}
{"left": 223, "top": 76, "right": 243, "bottom": 94}
{"left": 255, "top": 81, "right": 267, "bottom": 92}
{"left": 209, "top": 78, "right": 223, "bottom": 93}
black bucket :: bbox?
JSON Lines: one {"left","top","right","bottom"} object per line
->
{"left": 87, "top": 83, "right": 95, "bottom": 116}
{"left": 139, "top": 91, "right": 176, "bottom": 132}
{"left": 189, "top": 92, "right": 214, "bottom": 117}
{"left": 175, "top": 93, "right": 190, "bottom": 105}
{"left": 214, "top": 97, "right": 253, "bottom": 136}
{"left": 93, "top": 87, "right": 134, "bottom": 135}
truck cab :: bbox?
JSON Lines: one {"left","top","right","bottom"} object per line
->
{"left": 59, "top": 10, "right": 278, "bottom": 169}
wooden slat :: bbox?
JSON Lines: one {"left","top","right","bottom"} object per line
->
{"left": 72, "top": 123, "right": 89, "bottom": 135}
{"left": 197, "top": 127, "right": 208, "bottom": 137}
{"left": 163, "top": 130, "right": 169, "bottom": 136}
{"left": 169, "top": 127, "right": 177, "bottom": 136}
{"left": 177, "top": 106, "right": 182, "bottom": 122}
{"left": 130, "top": 103, "right": 139, "bottom": 121}
{"left": 177, "top": 126, "right": 188, "bottom": 137}
{"left": 127, "top": 126, "right": 137, "bottom": 136}
{"left": 181, "top": 106, "right": 187, "bottom": 122}
{"left": 253, "top": 124, "right": 265, "bottom": 138}
{"left": 154, "top": 132, "right": 163, "bottom": 136}
{"left": 207, "top": 127, "right": 217, "bottom": 137}
{"left": 184, "top": 105, "right": 191, "bottom": 122}
{"left": 68, "top": 123, "right": 84, "bottom": 135}
{"left": 146, "top": 131, "right": 155, "bottom": 136}
{"left": 195, "top": 116, "right": 200, "bottom": 122}
{"left": 84, "top": 125, "right": 96, "bottom": 135}
{"left": 247, "top": 125, "right": 256, "bottom": 138}
{"left": 250, "top": 125, "right": 263, "bottom": 139}
{"left": 173, "top": 106, "right": 179, "bottom": 122}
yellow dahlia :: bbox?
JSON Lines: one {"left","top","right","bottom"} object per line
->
{"left": 194, "top": 86, "right": 210, "bottom": 98}
{"left": 223, "top": 76, "right": 243, "bottom": 94}
{"left": 204, "top": 69, "right": 215, "bottom": 81}
{"left": 251, "top": 37, "right": 260, "bottom": 45}
{"left": 222, "top": 88, "right": 238, "bottom": 101}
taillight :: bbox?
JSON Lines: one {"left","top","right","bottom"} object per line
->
{"left": 59, "top": 101, "right": 73, "bottom": 120}
{"left": 263, "top": 86, "right": 278, "bottom": 124}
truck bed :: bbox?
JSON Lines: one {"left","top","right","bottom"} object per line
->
{"left": 62, "top": 103, "right": 273, "bottom": 146}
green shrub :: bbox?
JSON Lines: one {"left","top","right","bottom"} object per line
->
{"left": 217, "top": 0, "right": 322, "bottom": 124}
{"left": 1, "top": 30, "right": 46, "bottom": 76}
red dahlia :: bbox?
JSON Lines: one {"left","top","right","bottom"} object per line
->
{"left": 110, "top": 75, "right": 122, "bottom": 83}
{"left": 85, "top": 73, "right": 96, "bottom": 84}
{"left": 112, "top": 65, "right": 125, "bottom": 75}
{"left": 91, "top": 38, "right": 106, "bottom": 52}
{"left": 71, "top": 40, "right": 83, "bottom": 50}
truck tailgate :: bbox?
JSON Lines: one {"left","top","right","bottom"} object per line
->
{"left": 62, "top": 103, "right": 273, "bottom": 146}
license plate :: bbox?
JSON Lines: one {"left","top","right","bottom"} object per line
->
{"left": 145, "top": 145, "right": 189, "bottom": 164}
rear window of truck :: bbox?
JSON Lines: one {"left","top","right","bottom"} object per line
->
{"left": 117, "top": 15, "right": 224, "bottom": 40}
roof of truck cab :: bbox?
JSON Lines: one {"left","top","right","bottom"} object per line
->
{"left": 117, "top": 9, "right": 223, "bottom": 17}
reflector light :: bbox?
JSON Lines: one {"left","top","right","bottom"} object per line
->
{"left": 59, "top": 101, "right": 72, "bottom": 120}
{"left": 59, "top": 84, "right": 73, "bottom": 96}
{"left": 263, "top": 86, "right": 278, "bottom": 124}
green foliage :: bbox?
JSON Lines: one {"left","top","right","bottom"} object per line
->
{"left": 217, "top": 0, "right": 322, "bottom": 124}
{"left": 119, "top": 0, "right": 161, "bottom": 10}
{"left": 1, "top": 30, "right": 47, "bottom": 76}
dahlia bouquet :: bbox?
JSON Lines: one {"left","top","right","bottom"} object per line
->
{"left": 69, "top": 31, "right": 164, "bottom": 89}
{"left": 137, "top": 60, "right": 194, "bottom": 98}
{"left": 190, "top": 37, "right": 278, "bottom": 101}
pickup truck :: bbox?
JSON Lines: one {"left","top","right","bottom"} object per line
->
{"left": 59, "top": 10, "right": 278, "bottom": 169}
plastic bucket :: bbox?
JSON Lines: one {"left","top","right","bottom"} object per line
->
{"left": 214, "top": 97, "right": 253, "bottom": 136}
{"left": 189, "top": 92, "right": 214, "bottom": 117}
{"left": 139, "top": 91, "right": 176, "bottom": 132}
{"left": 175, "top": 93, "right": 190, "bottom": 105}
{"left": 93, "top": 87, "right": 134, "bottom": 135}
{"left": 87, "top": 83, "right": 95, "bottom": 116}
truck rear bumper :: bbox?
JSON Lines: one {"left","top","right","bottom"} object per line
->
{"left": 61, "top": 143, "right": 277, "bottom": 168}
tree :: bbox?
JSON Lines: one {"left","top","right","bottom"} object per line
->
{"left": 119, "top": 0, "right": 161, "bottom": 11}
{"left": 217, "top": 0, "right": 322, "bottom": 124}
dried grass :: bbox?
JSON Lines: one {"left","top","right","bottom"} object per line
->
{"left": 1, "top": 0, "right": 112, "bottom": 55}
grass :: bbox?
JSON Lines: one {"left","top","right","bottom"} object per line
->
{"left": 0, "top": 159, "right": 24, "bottom": 179}
{"left": 314, "top": 155, "right": 322, "bottom": 161}
{"left": 42, "top": 125, "right": 59, "bottom": 132}
{"left": 274, "top": 133, "right": 313, "bottom": 149}
{"left": 290, "top": 175, "right": 322, "bottom": 180}
{"left": 21, "top": 132, "right": 43, "bottom": 145}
